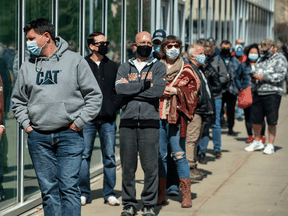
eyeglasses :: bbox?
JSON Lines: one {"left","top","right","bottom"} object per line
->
{"left": 93, "top": 41, "right": 110, "bottom": 46}
{"left": 166, "top": 44, "right": 180, "bottom": 49}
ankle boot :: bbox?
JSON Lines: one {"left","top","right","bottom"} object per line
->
{"left": 157, "top": 177, "right": 167, "bottom": 205}
{"left": 179, "top": 178, "right": 192, "bottom": 208}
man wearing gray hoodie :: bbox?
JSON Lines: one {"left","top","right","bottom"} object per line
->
{"left": 11, "top": 18, "right": 102, "bottom": 216}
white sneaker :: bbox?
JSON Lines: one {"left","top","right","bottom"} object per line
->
{"left": 245, "top": 140, "right": 265, "bottom": 152}
{"left": 105, "top": 196, "right": 120, "bottom": 206}
{"left": 263, "top": 144, "right": 275, "bottom": 154}
{"left": 81, "top": 196, "right": 87, "bottom": 206}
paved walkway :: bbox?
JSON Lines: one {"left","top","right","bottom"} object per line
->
{"left": 27, "top": 95, "right": 288, "bottom": 216}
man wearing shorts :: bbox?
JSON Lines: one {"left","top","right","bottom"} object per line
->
{"left": 245, "top": 39, "right": 287, "bottom": 154}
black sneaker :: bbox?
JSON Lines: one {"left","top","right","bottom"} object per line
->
{"left": 228, "top": 129, "right": 237, "bottom": 136}
{"left": 215, "top": 151, "right": 222, "bottom": 159}
{"left": 121, "top": 205, "right": 136, "bottom": 216}
{"left": 198, "top": 153, "right": 207, "bottom": 165}
{"left": 142, "top": 206, "right": 155, "bottom": 216}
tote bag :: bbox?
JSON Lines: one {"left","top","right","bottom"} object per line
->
{"left": 237, "top": 86, "right": 253, "bottom": 109}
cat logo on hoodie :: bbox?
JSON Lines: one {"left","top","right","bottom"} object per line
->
{"left": 36, "top": 70, "right": 61, "bottom": 85}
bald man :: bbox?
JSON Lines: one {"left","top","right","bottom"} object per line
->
{"left": 115, "top": 31, "right": 166, "bottom": 216}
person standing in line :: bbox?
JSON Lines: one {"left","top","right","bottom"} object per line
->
{"left": 115, "top": 31, "right": 166, "bottom": 216}
{"left": 235, "top": 44, "right": 266, "bottom": 144}
{"left": 11, "top": 18, "right": 102, "bottom": 215}
{"left": 219, "top": 40, "right": 240, "bottom": 136}
{"left": 245, "top": 39, "right": 287, "bottom": 154}
{"left": 78, "top": 32, "right": 123, "bottom": 206}
{"left": 196, "top": 41, "right": 222, "bottom": 164}
{"left": 231, "top": 39, "right": 247, "bottom": 121}
{"left": 157, "top": 35, "right": 198, "bottom": 208}
{"left": 186, "top": 44, "right": 214, "bottom": 178}
{"left": 150, "top": 29, "right": 166, "bottom": 60}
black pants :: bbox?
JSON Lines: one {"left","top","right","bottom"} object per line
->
{"left": 120, "top": 127, "right": 159, "bottom": 208}
{"left": 222, "top": 91, "right": 237, "bottom": 130}
{"left": 244, "top": 106, "right": 265, "bottom": 136}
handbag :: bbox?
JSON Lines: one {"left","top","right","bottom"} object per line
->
{"left": 237, "top": 86, "right": 253, "bottom": 109}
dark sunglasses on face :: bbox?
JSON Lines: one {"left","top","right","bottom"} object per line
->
{"left": 93, "top": 41, "right": 110, "bottom": 46}
{"left": 166, "top": 44, "right": 180, "bottom": 49}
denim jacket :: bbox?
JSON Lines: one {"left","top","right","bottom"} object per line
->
{"left": 235, "top": 62, "right": 252, "bottom": 91}
{"left": 220, "top": 55, "right": 240, "bottom": 95}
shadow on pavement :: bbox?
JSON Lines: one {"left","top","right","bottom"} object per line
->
{"left": 88, "top": 189, "right": 122, "bottom": 204}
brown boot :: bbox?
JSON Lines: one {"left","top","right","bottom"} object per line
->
{"left": 179, "top": 178, "right": 192, "bottom": 208}
{"left": 157, "top": 177, "right": 167, "bottom": 205}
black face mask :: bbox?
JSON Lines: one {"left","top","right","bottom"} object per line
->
{"left": 97, "top": 45, "right": 108, "bottom": 55}
{"left": 137, "top": 45, "right": 152, "bottom": 57}
{"left": 220, "top": 48, "right": 230, "bottom": 56}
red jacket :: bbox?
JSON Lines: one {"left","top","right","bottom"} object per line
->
{"left": 231, "top": 51, "right": 248, "bottom": 63}
{"left": 168, "top": 86, "right": 197, "bottom": 137}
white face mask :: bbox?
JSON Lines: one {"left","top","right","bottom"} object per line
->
{"left": 26, "top": 34, "right": 47, "bottom": 56}
{"left": 165, "top": 47, "right": 180, "bottom": 59}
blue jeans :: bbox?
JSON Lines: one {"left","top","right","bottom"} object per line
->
{"left": 198, "top": 98, "right": 222, "bottom": 154}
{"left": 236, "top": 97, "right": 244, "bottom": 118}
{"left": 159, "top": 120, "right": 190, "bottom": 179}
{"left": 27, "top": 128, "right": 84, "bottom": 216}
{"left": 79, "top": 121, "right": 117, "bottom": 200}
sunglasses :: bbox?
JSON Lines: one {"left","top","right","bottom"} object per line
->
{"left": 166, "top": 44, "right": 180, "bottom": 49}
{"left": 93, "top": 41, "right": 110, "bottom": 46}
{"left": 260, "top": 43, "right": 274, "bottom": 48}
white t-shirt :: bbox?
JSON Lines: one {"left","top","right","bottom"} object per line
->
{"left": 95, "top": 61, "right": 101, "bottom": 66}
{"left": 133, "top": 60, "right": 148, "bottom": 72}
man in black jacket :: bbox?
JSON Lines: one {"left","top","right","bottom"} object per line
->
{"left": 186, "top": 44, "right": 214, "bottom": 180}
{"left": 79, "top": 32, "right": 123, "bottom": 206}
{"left": 197, "top": 41, "right": 222, "bottom": 163}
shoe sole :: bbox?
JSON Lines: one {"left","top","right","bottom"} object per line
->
{"left": 245, "top": 145, "right": 265, "bottom": 152}
{"left": 167, "top": 191, "right": 179, "bottom": 196}
{"left": 263, "top": 151, "right": 275, "bottom": 155}
{"left": 104, "top": 202, "right": 120, "bottom": 206}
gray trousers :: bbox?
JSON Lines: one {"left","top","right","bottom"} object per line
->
{"left": 120, "top": 127, "right": 159, "bottom": 208}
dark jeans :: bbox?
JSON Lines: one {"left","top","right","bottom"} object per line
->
{"left": 27, "top": 128, "right": 84, "bottom": 216}
{"left": 79, "top": 121, "right": 117, "bottom": 200}
{"left": 120, "top": 127, "right": 159, "bottom": 208}
{"left": 244, "top": 106, "right": 265, "bottom": 136}
{"left": 222, "top": 91, "right": 237, "bottom": 130}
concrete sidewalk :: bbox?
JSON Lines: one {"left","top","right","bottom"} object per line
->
{"left": 28, "top": 95, "right": 288, "bottom": 216}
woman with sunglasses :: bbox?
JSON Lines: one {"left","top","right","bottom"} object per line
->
{"left": 157, "top": 35, "right": 199, "bottom": 208}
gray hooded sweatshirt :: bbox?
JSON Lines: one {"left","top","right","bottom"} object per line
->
{"left": 12, "top": 37, "right": 103, "bottom": 131}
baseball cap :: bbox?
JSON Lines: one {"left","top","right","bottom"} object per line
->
{"left": 259, "top": 39, "right": 274, "bottom": 51}
{"left": 152, "top": 29, "right": 166, "bottom": 42}
{"left": 235, "top": 45, "right": 244, "bottom": 56}
{"left": 207, "top": 37, "right": 215, "bottom": 44}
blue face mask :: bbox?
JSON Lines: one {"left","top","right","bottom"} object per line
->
{"left": 153, "top": 45, "right": 161, "bottom": 54}
{"left": 195, "top": 54, "right": 206, "bottom": 65}
{"left": 26, "top": 35, "right": 46, "bottom": 56}
{"left": 248, "top": 53, "right": 259, "bottom": 61}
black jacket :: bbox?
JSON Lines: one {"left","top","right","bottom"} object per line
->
{"left": 85, "top": 55, "right": 123, "bottom": 123}
{"left": 191, "top": 63, "right": 215, "bottom": 124}
{"left": 200, "top": 62, "right": 222, "bottom": 99}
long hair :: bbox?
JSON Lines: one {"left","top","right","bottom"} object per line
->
{"left": 245, "top": 43, "right": 259, "bottom": 65}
